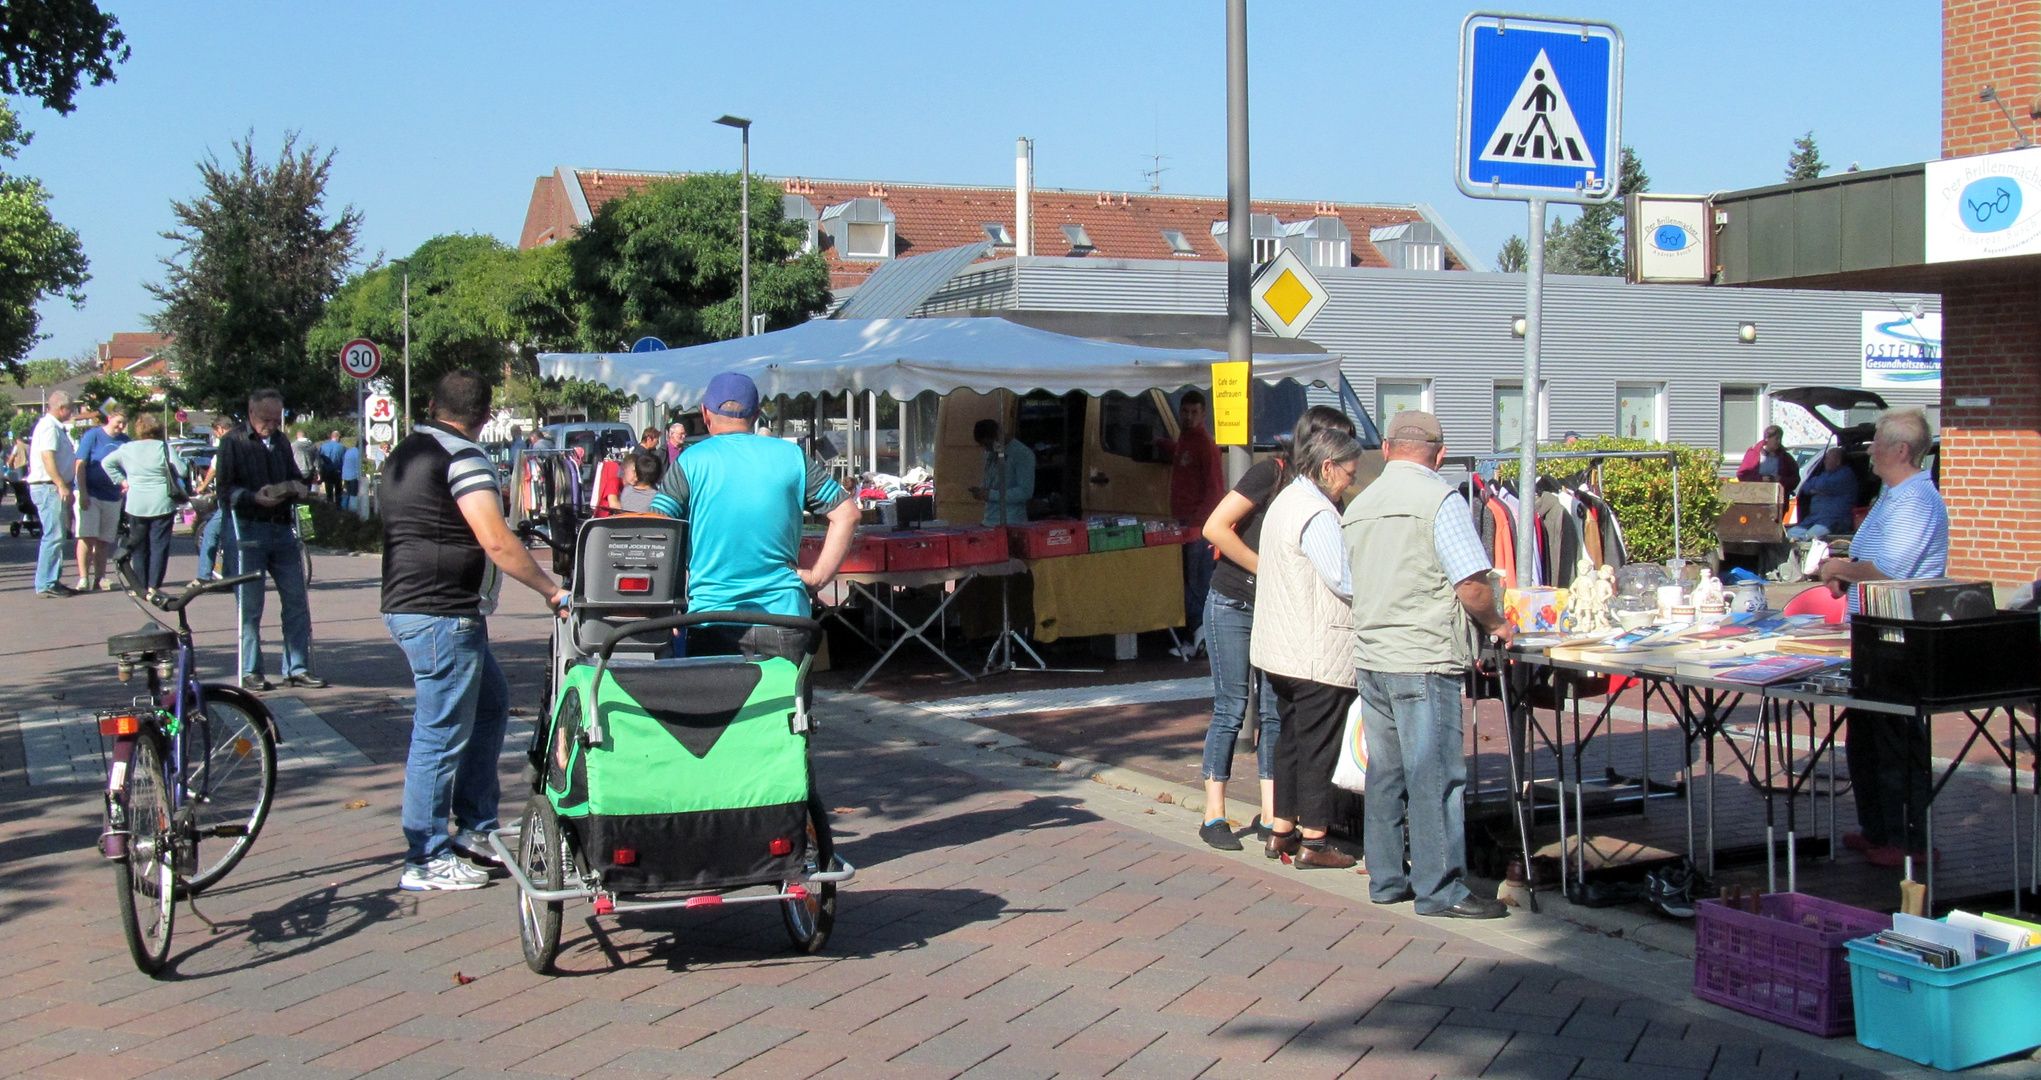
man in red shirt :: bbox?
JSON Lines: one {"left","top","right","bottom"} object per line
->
{"left": 1161, "top": 391, "right": 1225, "bottom": 634}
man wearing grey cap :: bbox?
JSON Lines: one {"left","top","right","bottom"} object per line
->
{"left": 1342, "top": 410, "right": 1514, "bottom": 920}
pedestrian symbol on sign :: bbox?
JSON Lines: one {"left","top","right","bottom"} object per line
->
{"left": 1479, "top": 51, "right": 1595, "bottom": 168}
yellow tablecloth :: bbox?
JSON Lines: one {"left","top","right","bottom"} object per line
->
{"left": 1027, "top": 545, "right": 1185, "bottom": 642}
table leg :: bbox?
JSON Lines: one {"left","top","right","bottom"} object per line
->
{"left": 848, "top": 577, "right": 981, "bottom": 692}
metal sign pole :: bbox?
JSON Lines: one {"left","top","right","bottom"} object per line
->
{"left": 1222, "top": 0, "right": 1252, "bottom": 486}
{"left": 1516, "top": 198, "right": 1545, "bottom": 588}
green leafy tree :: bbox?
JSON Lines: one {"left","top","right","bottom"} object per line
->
{"left": 0, "top": 100, "right": 89, "bottom": 383}
{"left": 1495, "top": 235, "right": 1527, "bottom": 273}
{"left": 19, "top": 355, "right": 68, "bottom": 385}
{"left": 0, "top": 0, "right": 128, "bottom": 113}
{"left": 1498, "top": 434, "right": 1724, "bottom": 563}
{"left": 81, "top": 368, "right": 155, "bottom": 416}
{"left": 1785, "top": 131, "right": 1824, "bottom": 181}
{"left": 150, "top": 132, "right": 362, "bottom": 416}
{"left": 567, "top": 173, "right": 829, "bottom": 349}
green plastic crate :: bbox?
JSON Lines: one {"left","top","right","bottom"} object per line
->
{"left": 1087, "top": 524, "right": 1144, "bottom": 553}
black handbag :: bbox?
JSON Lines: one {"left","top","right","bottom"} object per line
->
{"left": 162, "top": 442, "right": 194, "bottom": 507}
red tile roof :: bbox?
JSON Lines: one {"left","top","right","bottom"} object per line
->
{"left": 98, "top": 332, "right": 175, "bottom": 378}
{"left": 519, "top": 170, "right": 1464, "bottom": 291}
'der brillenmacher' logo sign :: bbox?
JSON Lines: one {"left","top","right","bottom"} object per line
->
{"left": 1926, "top": 146, "right": 2041, "bottom": 262}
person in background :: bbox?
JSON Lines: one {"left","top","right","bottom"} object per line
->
{"left": 382, "top": 370, "right": 572, "bottom": 892}
{"left": 1157, "top": 390, "right": 1225, "bottom": 637}
{"left": 969, "top": 419, "right": 1034, "bottom": 527}
{"left": 214, "top": 389, "right": 322, "bottom": 691}
{"left": 1249, "top": 426, "right": 1366, "bottom": 870}
{"left": 1737, "top": 424, "right": 1802, "bottom": 497}
{"left": 665, "top": 421, "right": 688, "bottom": 463}
{"left": 1345, "top": 410, "right": 1513, "bottom": 920}
{"left": 102, "top": 414, "right": 189, "bottom": 600}
{"left": 292, "top": 428, "right": 318, "bottom": 478}
{"left": 318, "top": 430, "right": 346, "bottom": 502}
{"left": 649, "top": 372, "right": 860, "bottom": 658}
{"left": 1788, "top": 447, "right": 1857, "bottom": 540}
{"left": 192, "top": 414, "right": 236, "bottom": 584}
{"left": 1195, "top": 405, "right": 1356, "bottom": 851}
{"left": 618, "top": 450, "right": 663, "bottom": 513}
{"left": 28, "top": 390, "right": 78, "bottom": 597}
{"left": 638, "top": 427, "right": 661, "bottom": 452}
{"left": 73, "top": 406, "right": 130, "bottom": 591}
{"left": 1817, "top": 408, "right": 1947, "bottom": 869}
{"left": 341, "top": 439, "right": 363, "bottom": 511}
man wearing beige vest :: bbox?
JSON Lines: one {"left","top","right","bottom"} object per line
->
{"left": 1343, "top": 411, "right": 1514, "bottom": 919}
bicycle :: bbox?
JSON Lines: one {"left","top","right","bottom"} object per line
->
{"left": 98, "top": 553, "right": 282, "bottom": 975}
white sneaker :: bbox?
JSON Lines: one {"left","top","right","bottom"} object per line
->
{"left": 399, "top": 853, "right": 489, "bottom": 891}
{"left": 450, "top": 828, "right": 504, "bottom": 867}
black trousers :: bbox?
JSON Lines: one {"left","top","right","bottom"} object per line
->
{"left": 1268, "top": 673, "right": 1357, "bottom": 833}
{"left": 125, "top": 514, "right": 174, "bottom": 591}
{"left": 1845, "top": 708, "right": 1931, "bottom": 850}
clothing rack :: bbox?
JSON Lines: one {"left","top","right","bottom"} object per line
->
{"left": 1441, "top": 449, "right": 1682, "bottom": 573}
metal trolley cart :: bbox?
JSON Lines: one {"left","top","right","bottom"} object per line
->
{"left": 491, "top": 515, "right": 854, "bottom": 974}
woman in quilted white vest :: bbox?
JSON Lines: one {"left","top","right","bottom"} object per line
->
{"left": 1248, "top": 427, "right": 1365, "bottom": 869}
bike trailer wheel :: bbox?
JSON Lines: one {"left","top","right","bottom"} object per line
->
{"left": 781, "top": 816, "right": 836, "bottom": 954}
{"left": 518, "top": 792, "right": 566, "bottom": 974}
{"left": 114, "top": 731, "right": 177, "bottom": 975}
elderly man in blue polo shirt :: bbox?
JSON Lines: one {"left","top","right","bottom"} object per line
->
{"left": 649, "top": 372, "right": 862, "bottom": 657}
{"left": 1816, "top": 407, "right": 1948, "bottom": 868}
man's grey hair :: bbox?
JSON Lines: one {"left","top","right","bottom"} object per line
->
{"left": 1874, "top": 407, "right": 1933, "bottom": 467}
{"left": 44, "top": 389, "right": 70, "bottom": 408}
{"left": 248, "top": 388, "right": 284, "bottom": 412}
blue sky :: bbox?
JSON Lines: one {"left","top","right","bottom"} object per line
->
{"left": 15, "top": 1, "right": 1940, "bottom": 363}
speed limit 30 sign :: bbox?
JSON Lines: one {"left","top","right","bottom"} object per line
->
{"left": 340, "top": 338, "right": 382, "bottom": 380}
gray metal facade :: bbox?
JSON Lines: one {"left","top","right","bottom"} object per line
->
{"left": 915, "top": 256, "right": 1941, "bottom": 457}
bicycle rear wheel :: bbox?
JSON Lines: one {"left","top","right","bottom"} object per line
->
{"left": 178, "top": 693, "right": 278, "bottom": 894}
{"left": 114, "top": 732, "right": 176, "bottom": 975}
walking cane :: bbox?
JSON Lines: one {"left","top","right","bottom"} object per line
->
{"left": 1491, "top": 637, "right": 1539, "bottom": 913}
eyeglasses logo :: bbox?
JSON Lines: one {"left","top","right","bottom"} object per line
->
{"left": 1959, "top": 175, "right": 2023, "bottom": 233}
{"left": 1649, "top": 223, "right": 1690, "bottom": 252}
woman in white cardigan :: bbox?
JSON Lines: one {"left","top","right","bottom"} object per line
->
{"left": 1248, "top": 426, "right": 1365, "bottom": 868}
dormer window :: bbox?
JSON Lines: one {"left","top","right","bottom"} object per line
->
{"left": 983, "top": 222, "right": 1014, "bottom": 246}
{"left": 1161, "top": 229, "right": 1195, "bottom": 255}
{"left": 1061, "top": 223, "right": 1094, "bottom": 253}
{"left": 783, "top": 194, "right": 820, "bottom": 255}
{"left": 820, "top": 197, "right": 896, "bottom": 261}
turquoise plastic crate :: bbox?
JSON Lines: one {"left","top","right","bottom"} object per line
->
{"left": 1845, "top": 937, "right": 2041, "bottom": 1070}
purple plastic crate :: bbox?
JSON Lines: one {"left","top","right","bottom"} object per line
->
{"left": 1693, "top": 892, "right": 1886, "bottom": 1037}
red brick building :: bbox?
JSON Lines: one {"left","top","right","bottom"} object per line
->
{"left": 96, "top": 332, "right": 175, "bottom": 381}
{"left": 516, "top": 166, "right": 1476, "bottom": 293}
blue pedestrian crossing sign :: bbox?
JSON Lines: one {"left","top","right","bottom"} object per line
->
{"left": 1457, "top": 13, "right": 1622, "bottom": 204}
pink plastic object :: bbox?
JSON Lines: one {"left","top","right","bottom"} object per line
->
{"left": 1781, "top": 585, "right": 1847, "bottom": 624}
{"left": 685, "top": 895, "right": 724, "bottom": 908}
{"left": 592, "top": 896, "right": 615, "bottom": 915}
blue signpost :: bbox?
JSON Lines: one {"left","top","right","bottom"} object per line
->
{"left": 1457, "top": 12, "right": 1621, "bottom": 589}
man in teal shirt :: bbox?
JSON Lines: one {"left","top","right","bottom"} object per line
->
{"left": 970, "top": 419, "right": 1034, "bottom": 526}
{"left": 649, "top": 373, "right": 861, "bottom": 657}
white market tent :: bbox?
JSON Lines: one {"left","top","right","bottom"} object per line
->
{"left": 537, "top": 317, "right": 1344, "bottom": 408}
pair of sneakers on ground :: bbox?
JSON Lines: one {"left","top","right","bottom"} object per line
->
{"left": 1198, "top": 815, "right": 1358, "bottom": 870}
{"left": 399, "top": 828, "right": 504, "bottom": 892}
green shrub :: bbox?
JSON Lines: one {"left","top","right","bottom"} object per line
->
{"left": 302, "top": 498, "right": 382, "bottom": 554}
{"left": 1496, "top": 435, "right": 1724, "bottom": 564}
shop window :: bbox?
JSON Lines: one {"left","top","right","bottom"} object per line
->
{"left": 1099, "top": 391, "right": 1167, "bottom": 463}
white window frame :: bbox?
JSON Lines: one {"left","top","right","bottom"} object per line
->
{"left": 1252, "top": 236, "right": 1280, "bottom": 264}
{"left": 1376, "top": 379, "right": 1432, "bottom": 429}
{"left": 1161, "top": 229, "right": 1195, "bottom": 255}
{"left": 1310, "top": 238, "right": 1350, "bottom": 268}
{"left": 1718, "top": 384, "right": 1765, "bottom": 462}
{"left": 1616, "top": 382, "right": 1668, "bottom": 444}
{"left": 1493, "top": 380, "right": 1549, "bottom": 452}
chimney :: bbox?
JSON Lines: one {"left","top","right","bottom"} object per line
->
{"left": 1015, "top": 137, "right": 1033, "bottom": 258}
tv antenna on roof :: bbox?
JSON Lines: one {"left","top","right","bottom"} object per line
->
{"left": 1143, "top": 152, "right": 1171, "bottom": 193}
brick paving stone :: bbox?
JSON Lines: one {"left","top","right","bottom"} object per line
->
{"left": 1480, "top": 1046, "right": 1581, "bottom": 1080}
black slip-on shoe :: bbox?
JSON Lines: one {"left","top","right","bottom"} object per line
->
{"left": 1198, "top": 819, "right": 1244, "bottom": 851}
{"left": 1420, "top": 895, "right": 1509, "bottom": 920}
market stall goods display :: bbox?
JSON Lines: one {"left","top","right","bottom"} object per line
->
{"left": 1027, "top": 545, "right": 1185, "bottom": 643}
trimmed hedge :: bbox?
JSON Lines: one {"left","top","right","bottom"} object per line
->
{"left": 1495, "top": 435, "right": 1724, "bottom": 564}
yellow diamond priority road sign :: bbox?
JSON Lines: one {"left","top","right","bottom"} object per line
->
{"left": 1248, "top": 248, "right": 1329, "bottom": 338}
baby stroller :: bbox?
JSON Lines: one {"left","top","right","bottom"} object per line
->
{"left": 490, "top": 515, "right": 853, "bottom": 974}
{"left": 8, "top": 478, "right": 41, "bottom": 538}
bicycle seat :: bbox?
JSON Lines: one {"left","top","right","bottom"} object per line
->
{"left": 107, "top": 627, "right": 178, "bottom": 657}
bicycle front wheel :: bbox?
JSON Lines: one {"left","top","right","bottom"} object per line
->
{"left": 178, "top": 692, "right": 278, "bottom": 894}
{"left": 114, "top": 731, "right": 176, "bottom": 975}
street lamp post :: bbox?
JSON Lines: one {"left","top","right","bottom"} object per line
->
{"left": 714, "top": 115, "right": 753, "bottom": 336}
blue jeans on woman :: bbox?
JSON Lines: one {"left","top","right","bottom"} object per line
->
{"left": 1199, "top": 591, "right": 1280, "bottom": 784}
{"left": 386, "top": 613, "right": 509, "bottom": 865}
{"left": 1357, "top": 669, "right": 1472, "bottom": 914}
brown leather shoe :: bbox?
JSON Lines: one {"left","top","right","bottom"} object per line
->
{"left": 1291, "top": 845, "right": 1357, "bottom": 870}
{"left": 1265, "top": 829, "right": 1301, "bottom": 862}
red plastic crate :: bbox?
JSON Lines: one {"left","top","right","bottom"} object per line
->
{"left": 1693, "top": 892, "right": 1886, "bottom": 1037}
{"left": 944, "top": 527, "right": 1007, "bottom": 567}
{"left": 798, "top": 532, "right": 886, "bottom": 573}
{"left": 1143, "top": 521, "right": 1200, "bottom": 546}
{"left": 880, "top": 532, "right": 950, "bottom": 572}
{"left": 1007, "top": 520, "right": 1089, "bottom": 560}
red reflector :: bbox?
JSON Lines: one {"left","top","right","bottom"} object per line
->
{"left": 593, "top": 896, "right": 615, "bottom": 915}
{"left": 99, "top": 715, "right": 140, "bottom": 737}
{"left": 685, "top": 895, "right": 724, "bottom": 908}
{"left": 616, "top": 576, "right": 652, "bottom": 593}
{"left": 785, "top": 885, "right": 809, "bottom": 901}
{"left": 612, "top": 847, "right": 637, "bottom": 865}
{"left": 769, "top": 837, "right": 793, "bottom": 856}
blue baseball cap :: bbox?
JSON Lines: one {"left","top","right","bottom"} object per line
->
{"left": 703, "top": 372, "right": 760, "bottom": 418}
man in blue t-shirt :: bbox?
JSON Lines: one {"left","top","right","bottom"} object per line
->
{"left": 649, "top": 372, "right": 860, "bottom": 657}
{"left": 72, "top": 407, "right": 130, "bottom": 591}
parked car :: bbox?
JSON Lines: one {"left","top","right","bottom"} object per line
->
{"left": 1771, "top": 385, "right": 1938, "bottom": 531}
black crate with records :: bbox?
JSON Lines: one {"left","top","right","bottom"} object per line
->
{"left": 1848, "top": 578, "right": 2040, "bottom": 706}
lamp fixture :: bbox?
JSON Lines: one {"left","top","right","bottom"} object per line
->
{"left": 1511, "top": 316, "right": 1527, "bottom": 339}
{"left": 1737, "top": 322, "right": 1757, "bottom": 344}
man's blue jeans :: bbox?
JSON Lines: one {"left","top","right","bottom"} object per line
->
{"left": 226, "top": 517, "right": 312, "bottom": 678}
{"left": 1200, "top": 592, "right": 1280, "bottom": 783}
{"left": 1357, "top": 668, "right": 1471, "bottom": 914}
{"left": 386, "top": 613, "right": 509, "bottom": 864}
{"left": 30, "top": 483, "right": 71, "bottom": 593}
{"left": 195, "top": 509, "right": 226, "bottom": 580}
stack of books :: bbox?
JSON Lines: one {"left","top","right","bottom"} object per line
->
{"left": 1857, "top": 577, "right": 1998, "bottom": 621}
{"left": 1859, "top": 910, "right": 2041, "bottom": 968}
